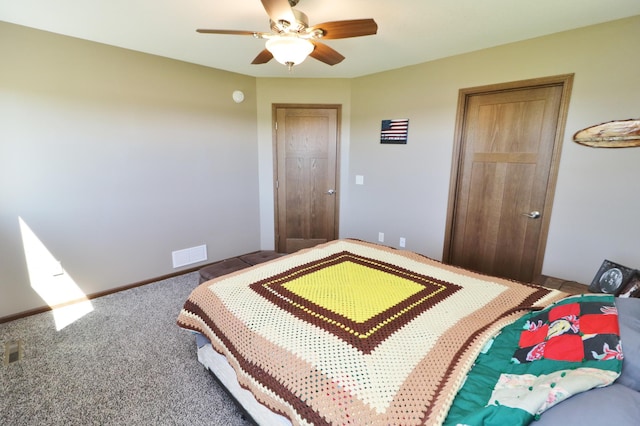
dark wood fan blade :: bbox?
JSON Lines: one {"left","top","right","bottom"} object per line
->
{"left": 251, "top": 49, "right": 274, "bottom": 64}
{"left": 309, "top": 41, "right": 345, "bottom": 66}
{"left": 197, "top": 29, "right": 263, "bottom": 36}
{"left": 260, "top": 0, "right": 296, "bottom": 25}
{"left": 311, "top": 19, "right": 378, "bottom": 39}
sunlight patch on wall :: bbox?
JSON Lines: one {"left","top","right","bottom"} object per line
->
{"left": 19, "top": 217, "right": 93, "bottom": 330}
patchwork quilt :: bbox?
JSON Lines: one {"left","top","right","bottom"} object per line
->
{"left": 177, "top": 240, "right": 586, "bottom": 425}
{"left": 445, "top": 294, "right": 622, "bottom": 425}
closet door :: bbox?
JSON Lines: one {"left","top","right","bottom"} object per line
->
{"left": 444, "top": 75, "right": 573, "bottom": 282}
{"left": 274, "top": 105, "right": 340, "bottom": 253}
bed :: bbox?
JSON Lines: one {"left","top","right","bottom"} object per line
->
{"left": 177, "top": 239, "right": 640, "bottom": 425}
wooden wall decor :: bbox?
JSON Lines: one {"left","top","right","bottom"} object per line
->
{"left": 573, "top": 118, "right": 640, "bottom": 147}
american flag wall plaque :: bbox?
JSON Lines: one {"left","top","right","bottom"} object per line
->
{"left": 380, "top": 119, "right": 409, "bottom": 144}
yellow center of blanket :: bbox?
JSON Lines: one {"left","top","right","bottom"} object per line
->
{"left": 250, "top": 251, "right": 462, "bottom": 353}
{"left": 283, "top": 261, "right": 423, "bottom": 323}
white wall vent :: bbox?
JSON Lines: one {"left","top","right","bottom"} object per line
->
{"left": 172, "top": 244, "right": 207, "bottom": 268}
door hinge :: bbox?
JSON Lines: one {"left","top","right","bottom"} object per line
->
{"left": 275, "top": 121, "right": 278, "bottom": 130}
{"left": 275, "top": 180, "right": 279, "bottom": 189}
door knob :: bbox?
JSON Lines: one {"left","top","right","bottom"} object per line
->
{"left": 521, "top": 211, "right": 541, "bottom": 219}
{"left": 326, "top": 189, "right": 336, "bottom": 195}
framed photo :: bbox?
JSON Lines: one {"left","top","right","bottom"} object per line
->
{"left": 588, "top": 259, "right": 635, "bottom": 295}
{"left": 380, "top": 119, "right": 409, "bottom": 144}
{"left": 618, "top": 270, "right": 640, "bottom": 298}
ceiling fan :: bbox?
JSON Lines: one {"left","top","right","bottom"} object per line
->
{"left": 196, "top": 0, "right": 378, "bottom": 70}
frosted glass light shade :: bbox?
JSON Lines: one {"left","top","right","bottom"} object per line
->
{"left": 266, "top": 37, "right": 314, "bottom": 67}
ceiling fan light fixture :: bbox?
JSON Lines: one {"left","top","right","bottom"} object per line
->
{"left": 266, "top": 36, "right": 314, "bottom": 69}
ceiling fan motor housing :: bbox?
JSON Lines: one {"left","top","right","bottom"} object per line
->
{"left": 271, "top": 9, "right": 310, "bottom": 34}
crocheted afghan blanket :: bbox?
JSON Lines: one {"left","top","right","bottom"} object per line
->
{"left": 177, "top": 239, "right": 567, "bottom": 425}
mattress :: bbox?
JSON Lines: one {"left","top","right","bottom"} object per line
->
{"left": 195, "top": 333, "right": 290, "bottom": 425}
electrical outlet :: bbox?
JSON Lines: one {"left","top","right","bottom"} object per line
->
{"left": 52, "top": 260, "right": 64, "bottom": 276}
{"left": 378, "top": 232, "right": 384, "bottom": 242}
{"left": 399, "top": 237, "right": 406, "bottom": 248}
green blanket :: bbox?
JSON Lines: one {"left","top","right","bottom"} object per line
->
{"left": 445, "top": 294, "right": 623, "bottom": 425}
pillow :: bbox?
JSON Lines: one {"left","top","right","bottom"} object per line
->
{"left": 615, "top": 297, "right": 640, "bottom": 391}
{"left": 533, "top": 383, "right": 640, "bottom": 425}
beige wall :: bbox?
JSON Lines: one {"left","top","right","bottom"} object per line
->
{"left": 344, "top": 16, "right": 640, "bottom": 285}
{"left": 2, "top": 16, "right": 639, "bottom": 319}
{"left": 0, "top": 22, "right": 260, "bottom": 318}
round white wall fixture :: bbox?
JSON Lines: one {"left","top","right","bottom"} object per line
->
{"left": 232, "top": 90, "right": 245, "bottom": 103}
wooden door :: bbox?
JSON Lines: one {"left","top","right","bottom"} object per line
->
{"left": 274, "top": 105, "right": 340, "bottom": 253}
{"left": 444, "top": 75, "right": 573, "bottom": 282}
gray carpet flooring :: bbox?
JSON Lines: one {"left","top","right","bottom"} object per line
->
{"left": 0, "top": 272, "right": 251, "bottom": 426}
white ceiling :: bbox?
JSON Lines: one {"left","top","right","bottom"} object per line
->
{"left": 2, "top": 0, "right": 639, "bottom": 78}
